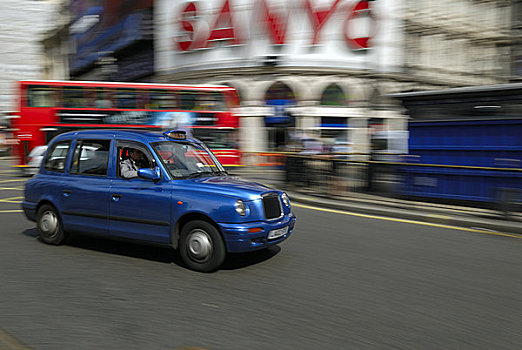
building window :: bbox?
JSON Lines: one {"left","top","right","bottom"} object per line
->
{"left": 264, "top": 82, "right": 296, "bottom": 151}
{"left": 320, "top": 84, "right": 347, "bottom": 106}
{"left": 265, "top": 82, "right": 295, "bottom": 101}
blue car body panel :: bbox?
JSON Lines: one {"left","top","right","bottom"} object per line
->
{"left": 109, "top": 177, "right": 172, "bottom": 243}
{"left": 23, "top": 129, "right": 296, "bottom": 253}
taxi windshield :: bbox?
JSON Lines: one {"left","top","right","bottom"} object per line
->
{"left": 152, "top": 141, "right": 227, "bottom": 179}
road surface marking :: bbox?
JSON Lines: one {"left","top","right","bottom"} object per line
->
{"left": 426, "top": 213, "right": 451, "bottom": 221}
{"left": 0, "top": 210, "right": 23, "bottom": 213}
{"left": 293, "top": 203, "right": 522, "bottom": 239}
{"left": 0, "top": 187, "right": 24, "bottom": 191}
{"left": 0, "top": 196, "right": 23, "bottom": 203}
{"left": 0, "top": 179, "right": 27, "bottom": 183}
{"left": 0, "top": 328, "right": 32, "bottom": 350}
{"left": 202, "top": 303, "right": 220, "bottom": 309}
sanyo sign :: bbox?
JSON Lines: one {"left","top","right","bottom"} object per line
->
{"left": 156, "top": 0, "right": 402, "bottom": 72}
{"left": 176, "top": 0, "right": 377, "bottom": 50}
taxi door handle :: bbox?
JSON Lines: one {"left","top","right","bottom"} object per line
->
{"left": 63, "top": 190, "right": 71, "bottom": 197}
{"left": 111, "top": 194, "right": 122, "bottom": 202}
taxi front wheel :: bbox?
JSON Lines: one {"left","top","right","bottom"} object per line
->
{"left": 180, "top": 220, "right": 226, "bottom": 272}
{"left": 37, "top": 204, "right": 66, "bottom": 245}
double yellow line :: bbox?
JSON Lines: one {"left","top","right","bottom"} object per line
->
{"left": 293, "top": 203, "right": 522, "bottom": 239}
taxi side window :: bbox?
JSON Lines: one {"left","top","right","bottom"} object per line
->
{"left": 70, "top": 140, "right": 111, "bottom": 176}
{"left": 117, "top": 142, "right": 154, "bottom": 179}
{"left": 43, "top": 141, "right": 71, "bottom": 173}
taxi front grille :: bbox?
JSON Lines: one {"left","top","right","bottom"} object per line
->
{"left": 262, "top": 193, "right": 282, "bottom": 220}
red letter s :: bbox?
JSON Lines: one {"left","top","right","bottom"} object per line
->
{"left": 177, "top": 2, "right": 198, "bottom": 51}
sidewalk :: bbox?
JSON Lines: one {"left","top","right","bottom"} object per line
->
{"left": 231, "top": 168, "right": 522, "bottom": 236}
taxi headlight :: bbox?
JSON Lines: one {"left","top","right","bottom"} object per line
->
{"left": 234, "top": 199, "right": 247, "bottom": 216}
{"left": 281, "top": 193, "right": 290, "bottom": 207}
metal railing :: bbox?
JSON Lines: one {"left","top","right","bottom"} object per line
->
{"left": 233, "top": 151, "right": 522, "bottom": 216}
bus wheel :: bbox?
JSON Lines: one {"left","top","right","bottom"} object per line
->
{"left": 37, "top": 204, "right": 66, "bottom": 245}
{"left": 180, "top": 220, "right": 226, "bottom": 272}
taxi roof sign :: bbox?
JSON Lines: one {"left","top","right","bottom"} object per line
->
{"left": 164, "top": 130, "right": 187, "bottom": 140}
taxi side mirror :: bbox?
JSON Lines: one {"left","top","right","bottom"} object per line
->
{"left": 138, "top": 167, "right": 161, "bottom": 181}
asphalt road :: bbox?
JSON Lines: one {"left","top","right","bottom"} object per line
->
{"left": 1, "top": 158, "right": 522, "bottom": 350}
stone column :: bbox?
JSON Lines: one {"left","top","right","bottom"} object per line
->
{"left": 235, "top": 101, "right": 272, "bottom": 164}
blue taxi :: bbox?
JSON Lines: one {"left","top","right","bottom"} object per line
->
{"left": 22, "top": 129, "right": 296, "bottom": 272}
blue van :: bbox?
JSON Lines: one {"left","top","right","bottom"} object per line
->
{"left": 22, "top": 129, "right": 296, "bottom": 272}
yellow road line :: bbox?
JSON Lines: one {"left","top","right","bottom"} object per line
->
{"left": 0, "top": 209, "right": 23, "bottom": 213}
{"left": 0, "top": 196, "right": 23, "bottom": 203}
{"left": 293, "top": 203, "right": 522, "bottom": 239}
{"left": 0, "top": 187, "right": 24, "bottom": 191}
{"left": 0, "top": 179, "right": 27, "bottom": 183}
{"left": 0, "top": 328, "right": 32, "bottom": 350}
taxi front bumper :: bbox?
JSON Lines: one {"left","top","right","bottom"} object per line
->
{"left": 218, "top": 212, "right": 296, "bottom": 253}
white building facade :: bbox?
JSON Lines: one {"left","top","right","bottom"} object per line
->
{"left": 155, "top": 0, "right": 406, "bottom": 155}
{"left": 0, "top": 0, "right": 56, "bottom": 114}
{"left": 403, "top": 0, "right": 511, "bottom": 87}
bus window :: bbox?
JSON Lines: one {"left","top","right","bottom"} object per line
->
{"left": 192, "top": 128, "right": 237, "bottom": 149}
{"left": 86, "top": 88, "right": 113, "bottom": 108}
{"left": 149, "top": 90, "right": 178, "bottom": 109}
{"left": 63, "top": 87, "right": 86, "bottom": 108}
{"left": 116, "top": 88, "right": 137, "bottom": 109}
{"left": 136, "top": 90, "right": 148, "bottom": 109}
{"left": 196, "top": 92, "right": 226, "bottom": 111}
{"left": 180, "top": 91, "right": 197, "bottom": 110}
{"left": 84, "top": 89, "right": 97, "bottom": 108}
{"left": 212, "top": 92, "right": 226, "bottom": 111}
{"left": 27, "top": 85, "right": 56, "bottom": 107}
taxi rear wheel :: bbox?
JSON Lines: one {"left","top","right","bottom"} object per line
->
{"left": 180, "top": 220, "right": 226, "bottom": 272}
{"left": 37, "top": 204, "right": 66, "bottom": 245}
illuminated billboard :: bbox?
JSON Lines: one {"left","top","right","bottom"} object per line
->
{"left": 69, "top": 0, "right": 153, "bottom": 79}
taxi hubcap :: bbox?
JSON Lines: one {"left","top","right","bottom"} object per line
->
{"left": 187, "top": 229, "right": 213, "bottom": 262}
{"left": 41, "top": 210, "right": 58, "bottom": 237}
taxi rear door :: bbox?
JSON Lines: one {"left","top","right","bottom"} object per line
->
{"left": 60, "top": 139, "right": 111, "bottom": 235}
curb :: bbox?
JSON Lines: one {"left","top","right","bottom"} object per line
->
{"left": 288, "top": 192, "right": 522, "bottom": 236}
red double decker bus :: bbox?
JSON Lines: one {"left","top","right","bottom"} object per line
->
{"left": 11, "top": 80, "right": 241, "bottom": 173}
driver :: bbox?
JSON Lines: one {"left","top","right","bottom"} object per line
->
{"left": 121, "top": 148, "right": 145, "bottom": 179}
